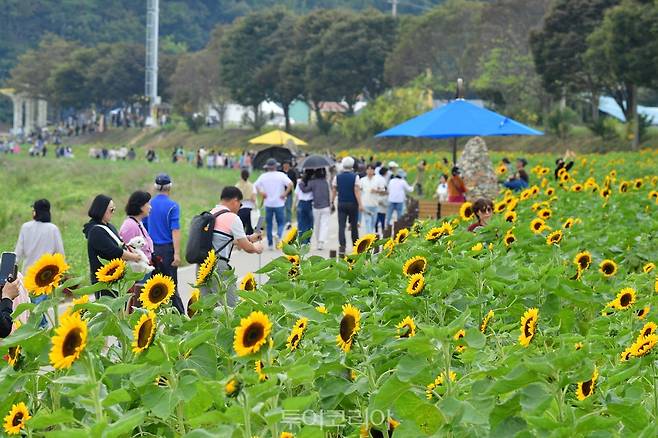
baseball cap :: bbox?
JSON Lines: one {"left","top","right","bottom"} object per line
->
{"left": 388, "top": 161, "right": 399, "bottom": 168}
{"left": 264, "top": 158, "right": 279, "bottom": 168}
{"left": 155, "top": 173, "right": 172, "bottom": 185}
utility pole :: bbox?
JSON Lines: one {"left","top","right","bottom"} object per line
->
{"left": 145, "top": 0, "right": 159, "bottom": 126}
{"left": 389, "top": 0, "right": 398, "bottom": 17}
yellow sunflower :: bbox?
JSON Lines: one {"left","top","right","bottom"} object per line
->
{"left": 131, "top": 311, "right": 157, "bottom": 354}
{"left": 383, "top": 238, "right": 396, "bottom": 256}
{"left": 406, "top": 273, "right": 425, "bottom": 296}
{"left": 95, "top": 258, "right": 126, "bottom": 283}
{"left": 459, "top": 202, "right": 474, "bottom": 221}
{"left": 537, "top": 208, "right": 552, "bottom": 220}
{"left": 23, "top": 253, "right": 69, "bottom": 296}
{"left": 643, "top": 263, "right": 655, "bottom": 274}
{"left": 571, "top": 184, "right": 584, "bottom": 193}
{"left": 563, "top": 218, "right": 576, "bottom": 229}
{"left": 506, "top": 197, "right": 519, "bottom": 211}
{"left": 278, "top": 226, "right": 298, "bottom": 249}
{"left": 619, "top": 181, "right": 629, "bottom": 193}
{"left": 394, "top": 228, "right": 410, "bottom": 244}
{"left": 286, "top": 327, "right": 304, "bottom": 351}
{"left": 574, "top": 251, "right": 592, "bottom": 271}
{"left": 315, "top": 305, "right": 328, "bottom": 314}
{"left": 519, "top": 308, "right": 539, "bottom": 347}
{"left": 425, "top": 227, "right": 443, "bottom": 241}
{"left": 503, "top": 230, "right": 517, "bottom": 247}
{"left": 233, "top": 311, "right": 272, "bottom": 357}
{"left": 454, "top": 329, "right": 466, "bottom": 353}
{"left": 639, "top": 322, "right": 657, "bottom": 338}
{"left": 631, "top": 334, "right": 658, "bottom": 358}
{"left": 224, "top": 378, "right": 241, "bottom": 397}
{"left": 634, "top": 179, "right": 643, "bottom": 189}
{"left": 649, "top": 191, "right": 658, "bottom": 200}
{"left": 599, "top": 259, "right": 618, "bottom": 277}
{"left": 63, "top": 294, "right": 90, "bottom": 317}
{"left": 294, "top": 317, "right": 308, "bottom": 332}
{"left": 600, "top": 187, "right": 611, "bottom": 198}
{"left": 255, "top": 359, "right": 268, "bottom": 382}
{"left": 637, "top": 306, "right": 650, "bottom": 320}
{"left": 504, "top": 211, "right": 517, "bottom": 223}
{"left": 240, "top": 272, "right": 257, "bottom": 291}
{"left": 545, "top": 187, "right": 555, "bottom": 196}
{"left": 49, "top": 311, "right": 88, "bottom": 369}
{"left": 426, "top": 371, "right": 457, "bottom": 400}
{"left": 494, "top": 201, "right": 507, "bottom": 213}
{"left": 396, "top": 316, "right": 416, "bottom": 338}
{"left": 606, "top": 287, "right": 636, "bottom": 310}
{"left": 7, "top": 346, "right": 20, "bottom": 368}
{"left": 280, "top": 432, "right": 294, "bottom": 438}
{"left": 336, "top": 304, "right": 361, "bottom": 353}
{"left": 402, "top": 256, "right": 427, "bottom": 277}
{"left": 353, "top": 233, "right": 376, "bottom": 254}
{"left": 187, "top": 289, "right": 200, "bottom": 317}
{"left": 576, "top": 368, "right": 598, "bottom": 401}
{"left": 140, "top": 274, "right": 175, "bottom": 310}
{"left": 154, "top": 375, "right": 170, "bottom": 387}
{"left": 480, "top": 310, "right": 494, "bottom": 333}
{"left": 575, "top": 342, "right": 583, "bottom": 350}
{"left": 195, "top": 250, "right": 217, "bottom": 287}
{"left": 286, "top": 255, "right": 300, "bottom": 265}
{"left": 546, "top": 230, "right": 563, "bottom": 246}
{"left": 471, "top": 242, "right": 483, "bottom": 252}
{"left": 3, "top": 402, "right": 31, "bottom": 436}
{"left": 496, "top": 164, "right": 507, "bottom": 175}
{"left": 530, "top": 218, "right": 547, "bottom": 234}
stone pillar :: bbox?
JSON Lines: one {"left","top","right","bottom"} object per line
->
{"left": 37, "top": 99, "right": 48, "bottom": 129}
{"left": 456, "top": 136, "right": 500, "bottom": 201}
{"left": 12, "top": 95, "right": 23, "bottom": 136}
{"left": 23, "top": 98, "right": 34, "bottom": 134}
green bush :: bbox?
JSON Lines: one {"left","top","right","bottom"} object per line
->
{"left": 587, "top": 117, "right": 619, "bottom": 141}
{"left": 547, "top": 107, "right": 578, "bottom": 140}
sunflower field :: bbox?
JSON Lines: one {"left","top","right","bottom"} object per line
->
{"left": 2, "top": 150, "right": 658, "bottom": 437}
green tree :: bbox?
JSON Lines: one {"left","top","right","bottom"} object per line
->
{"left": 585, "top": 0, "right": 658, "bottom": 148}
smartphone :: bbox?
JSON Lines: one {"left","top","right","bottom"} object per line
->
{"left": 255, "top": 216, "right": 265, "bottom": 232}
{"left": 0, "top": 252, "right": 17, "bottom": 287}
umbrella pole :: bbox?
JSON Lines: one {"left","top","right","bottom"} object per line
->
{"left": 451, "top": 138, "right": 457, "bottom": 165}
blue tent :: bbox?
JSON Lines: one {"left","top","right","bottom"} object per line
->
{"left": 376, "top": 99, "right": 543, "bottom": 162}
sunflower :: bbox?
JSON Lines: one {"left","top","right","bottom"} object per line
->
{"left": 480, "top": 310, "right": 494, "bottom": 333}
{"left": 288, "top": 265, "right": 300, "bottom": 279}
{"left": 454, "top": 329, "right": 466, "bottom": 353}
{"left": 559, "top": 173, "right": 570, "bottom": 184}
{"left": 496, "top": 164, "right": 508, "bottom": 175}
{"left": 336, "top": 304, "right": 361, "bottom": 353}
{"left": 639, "top": 322, "right": 657, "bottom": 338}
{"left": 545, "top": 187, "right": 555, "bottom": 196}
{"left": 519, "top": 308, "right": 539, "bottom": 347}
{"left": 600, "top": 187, "right": 611, "bottom": 198}
{"left": 277, "top": 226, "right": 298, "bottom": 249}
{"left": 316, "top": 305, "right": 328, "bottom": 314}
{"left": 599, "top": 259, "right": 618, "bottom": 277}
{"left": 546, "top": 230, "right": 563, "bottom": 246}
{"left": 3, "top": 402, "right": 31, "bottom": 436}
{"left": 619, "top": 181, "right": 629, "bottom": 193}
{"left": 620, "top": 348, "right": 633, "bottom": 362}
{"left": 503, "top": 231, "right": 516, "bottom": 247}
{"left": 23, "top": 253, "right": 69, "bottom": 296}
{"left": 154, "top": 375, "right": 170, "bottom": 387}
{"left": 224, "top": 378, "right": 241, "bottom": 397}
{"left": 649, "top": 191, "right": 658, "bottom": 200}
{"left": 7, "top": 346, "right": 20, "bottom": 368}
{"left": 63, "top": 294, "right": 90, "bottom": 317}
{"left": 240, "top": 272, "right": 257, "bottom": 291}
{"left": 233, "top": 311, "right": 272, "bottom": 357}
{"left": 286, "top": 255, "right": 300, "bottom": 265}
{"left": 394, "top": 228, "right": 410, "bottom": 244}
{"left": 195, "top": 250, "right": 217, "bottom": 287}
{"left": 396, "top": 316, "right": 416, "bottom": 338}
{"left": 494, "top": 201, "right": 507, "bottom": 213}
{"left": 634, "top": 179, "right": 643, "bottom": 189}
{"left": 140, "top": 274, "right": 175, "bottom": 310}
{"left": 95, "top": 258, "right": 126, "bottom": 283}
{"left": 425, "top": 227, "right": 444, "bottom": 241}
{"left": 131, "top": 311, "right": 157, "bottom": 354}
{"left": 187, "top": 289, "right": 200, "bottom": 318}
{"left": 459, "top": 202, "right": 474, "bottom": 221}
{"left": 571, "top": 184, "right": 584, "bottom": 193}
{"left": 643, "top": 263, "right": 655, "bottom": 274}
{"left": 574, "top": 251, "right": 592, "bottom": 271}
{"left": 402, "top": 256, "right": 427, "bottom": 277}
{"left": 504, "top": 211, "right": 517, "bottom": 223}
{"left": 537, "top": 208, "right": 552, "bottom": 220}
{"left": 575, "top": 342, "right": 583, "bottom": 350}
{"left": 506, "top": 197, "right": 519, "bottom": 211}
{"left": 406, "top": 273, "right": 425, "bottom": 296}
{"left": 49, "top": 311, "right": 88, "bottom": 369}
{"left": 353, "top": 233, "right": 376, "bottom": 254}
{"left": 287, "top": 318, "right": 308, "bottom": 351}
{"left": 280, "top": 433, "right": 294, "bottom": 438}
{"left": 471, "top": 242, "right": 483, "bottom": 252}
{"left": 637, "top": 306, "right": 650, "bottom": 320}
{"left": 576, "top": 368, "right": 598, "bottom": 401}
{"left": 530, "top": 218, "right": 547, "bottom": 234}
{"left": 631, "top": 334, "right": 658, "bottom": 357}
{"left": 426, "top": 371, "right": 457, "bottom": 400}
{"left": 606, "top": 287, "right": 636, "bottom": 310}
{"left": 563, "top": 218, "right": 576, "bottom": 229}
{"left": 255, "top": 360, "right": 268, "bottom": 382}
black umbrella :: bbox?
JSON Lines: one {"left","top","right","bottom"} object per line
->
{"left": 301, "top": 154, "right": 333, "bottom": 170}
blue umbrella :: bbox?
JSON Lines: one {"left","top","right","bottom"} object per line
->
{"left": 376, "top": 99, "right": 543, "bottom": 162}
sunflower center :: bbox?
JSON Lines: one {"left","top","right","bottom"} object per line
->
{"left": 105, "top": 266, "right": 118, "bottom": 276}
{"left": 149, "top": 284, "right": 167, "bottom": 303}
{"left": 36, "top": 265, "right": 59, "bottom": 287}
{"left": 243, "top": 323, "right": 265, "bottom": 347}
{"left": 290, "top": 333, "right": 300, "bottom": 345}
{"left": 578, "top": 257, "right": 589, "bottom": 269}
{"left": 137, "top": 319, "right": 154, "bottom": 348}
{"left": 620, "top": 293, "right": 632, "bottom": 307}
{"left": 523, "top": 320, "right": 533, "bottom": 338}
{"left": 400, "top": 325, "right": 412, "bottom": 338}
{"left": 357, "top": 240, "right": 369, "bottom": 253}
{"left": 12, "top": 412, "right": 23, "bottom": 426}
{"left": 581, "top": 380, "right": 593, "bottom": 396}
{"left": 412, "top": 279, "right": 421, "bottom": 289}
{"left": 643, "top": 328, "right": 653, "bottom": 337}
{"left": 339, "top": 315, "right": 356, "bottom": 342}
{"left": 603, "top": 264, "right": 613, "bottom": 274}
{"left": 9, "top": 346, "right": 18, "bottom": 359}
{"left": 408, "top": 261, "right": 425, "bottom": 275}
{"left": 246, "top": 279, "right": 255, "bottom": 290}
{"left": 465, "top": 207, "right": 473, "bottom": 217}
{"left": 62, "top": 328, "right": 83, "bottom": 357}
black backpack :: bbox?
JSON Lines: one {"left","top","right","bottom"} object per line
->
{"left": 185, "top": 210, "right": 229, "bottom": 264}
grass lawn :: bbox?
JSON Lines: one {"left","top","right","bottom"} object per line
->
{"left": 0, "top": 153, "right": 240, "bottom": 279}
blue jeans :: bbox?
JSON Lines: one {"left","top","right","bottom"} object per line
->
{"left": 285, "top": 194, "right": 293, "bottom": 224}
{"left": 297, "top": 200, "right": 314, "bottom": 243}
{"left": 364, "top": 206, "right": 378, "bottom": 234}
{"left": 265, "top": 206, "right": 286, "bottom": 247}
{"left": 504, "top": 179, "right": 529, "bottom": 192}
{"left": 386, "top": 202, "right": 404, "bottom": 225}
{"left": 32, "top": 294, "right": 48, "bottom": 328}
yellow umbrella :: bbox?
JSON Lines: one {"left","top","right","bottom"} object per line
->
{"left": 248, "top": 129, "right": 308, "bottom": 146}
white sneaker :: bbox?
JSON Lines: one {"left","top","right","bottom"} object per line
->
{"left": 273, "top": 235, "right": 280, "bottom": 247}
{"left": 318, "top": 242, "right": 324, "bottom": 250}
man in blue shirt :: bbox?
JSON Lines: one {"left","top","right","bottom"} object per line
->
{"left": 331, "top": 157, "right": 363, "bottom": 254}
{"left": 144, "top": 173, "right": 184, "bottom": 313}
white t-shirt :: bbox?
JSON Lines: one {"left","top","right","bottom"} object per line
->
{"left": 295, "top": 181, "right": 313, "bottom": 202}
{"left": 388, "top": 178, "right": 413, "bottom": 203}
{"left": 254, "top": 171, "right": 293, "bottom": 208}
{"left": 436, "top": 183, "right": 448, "bottom": 202}
{"left": 360, "top": 175, "right": 385, "bottom": 207}
{"left": 211, "top": 206, "right": 247, "bottom": 260}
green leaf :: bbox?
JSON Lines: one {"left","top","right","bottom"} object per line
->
{"left": 464, "top": 328, "right": 486, "bottom": 349}
{"left": 44, "top": 429, "right": 90, "bottom": 438}
{"left": 104, "top": 363, "right": 148, "bottom": 376}
{"left": 607, "top": 403, "right": 649, "bottom": 432}
{"left": 102, "top": 408, "right": 146, "bottom": 438}
{"left": 287, "top": 363, "right": 315, "bottom": 386}
{"left": 370, "top": 375, "right": 410, "bottom": 412}
{"left": 102, "top": 388, "right": 133, "bottom": 407}
{"left": 282, "top": 394, "right": 316, "bottom": 411}
{"left": 394, "top": 391, "right": 443, "bottom": 435}
{"left": 29, "top": 409, "right": 75, "bottom": 429}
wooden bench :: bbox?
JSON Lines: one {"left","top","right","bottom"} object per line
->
{"left": 417, "top": 199, "right": 439, "bottom": 219}
{"left": 438, "top": 202, "right": 463, "bottom": 218}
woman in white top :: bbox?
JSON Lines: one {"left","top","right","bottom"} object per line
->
{"left": 15, "top": 199, "right": 65, "bottom": 324}
{"left": 435, "top": 174, "right": 449, "bottom": 202}
{"left": 236, "top": 169, "right": 257, "bottom": 234}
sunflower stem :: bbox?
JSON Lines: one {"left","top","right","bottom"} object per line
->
{"left": 652, "top": 360, "right": 658, "bottom": 420}
{"left": 241, "top": 391, "right": 252, "bottom": 438}
{"left": 85, "top": 354, "right": 104, "bottom": 423}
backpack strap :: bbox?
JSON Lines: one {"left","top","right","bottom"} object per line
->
{"left": 95, "top": 224, "right": 124, "bottom": 248}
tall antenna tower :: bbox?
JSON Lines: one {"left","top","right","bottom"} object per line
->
{"left": 145, "top": 0, "right": 159, "bottom": 125}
